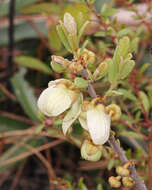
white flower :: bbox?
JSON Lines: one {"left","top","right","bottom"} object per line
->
{"left": 79, "top": 104, "right": 111, "bottom": 145}
{"left": 37, "top": 79, "right": 79, "bottom": 117}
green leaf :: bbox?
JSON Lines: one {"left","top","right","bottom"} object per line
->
{"left": 35, "top": 124, "right": 45, "bottom": 134}
{"left": 129, "top": 37, "right": 140, "bottom": 53}
{"left": 56, "top": 25, "right": 72, "bottom": 52}
{"left": 22, "top": 3, "right": 60, "bottom": 15}
{"left": 139, "top": 63, "right": 150, "bottom": 75}
{"left": 51, "top": 61, "right": 65, "bottom": 73}
{"left": 79, "top": 40, "right": 89, "bottom": 54}
{"left": 62, "top": 4, "right": 90, "bottom": 33}
{"left": 121, "top": 131, "right": 143, "bottom": 140}
{"left": 74, "top": 77, "right": 88, "bottom": 89}
{"left": 100, "top": 3, "right": 117, "bottom": 17}
{"left": 113, "top": 36, "right": 130, "bottom": 64}
{"left": 118, "top": 88, "right": 138, "bottom": 103}
{"left": 119, "top": 60, "right": 135, "bottom": 79}
{"left": 48, "top": 26, "right": 62, "bottom": 51}
{"left": 108, "top": 36, "right": 130, "bottom": 83}
{"left": 139, "top": 91, "right": 150, "bottom": 113}
{"left": 0, "top": 0, "right": 41, "bottom": 17}
{"left": 0, "top": 138, "right": 43, "bottom": 171}
{"left": 96, "top": 184, "right": 103, "bottom": 190}
{"left": 15, "top": 56, "right": 52, "bottom": 74}
{"left": 94, "top": 31, "right": 106, "bottom": 37}
{"left": 78, "top": 21, "right": 90, "bottom": 42}
{"left": 0, "top": 115, "right": 29, "bottom": 132}
{"left": 11, "top": 68, "right": 40, "bottom": 123}
{"left": 117, "top": 28, "right": 133, "bottom": 38}
{"left": 107, "top": 159, "right": 115, "bottom": 170}
{"left": 78, "top": 178, "right": 88, "bottom": 190}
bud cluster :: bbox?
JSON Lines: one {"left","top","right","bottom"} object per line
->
{"left": 109, "top": 162, "right": 135, "bottom": 188}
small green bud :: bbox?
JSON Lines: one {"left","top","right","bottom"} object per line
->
{"left": 51, "top": 56, "right": 70, "bottom": 73}
{"left": 108, "top": 176, "right": 121, "bottom": 188}
{"left": 74, "top": 77, "right": 88, "bottom": 89}
{"left": 122, "top": 177, "right": 135, "bottom": 188}
{"left": 51, "top": 61, "right": 65, "bottom": 73}
{"left": 81, "top": 139, "right": 102, "bottom": 162}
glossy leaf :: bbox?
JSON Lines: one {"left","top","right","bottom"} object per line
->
{"left": 119, "top": 60, "right": 135, "bottom": 79}
{"left": 11, "top": 68, "right": 40, "bottom": 123}
{"left": 139, "top": 91, "right": 150, "bottom": 113}
{"left": 22, "top": 3, "right": 60, "bottom": 15}
{"left": 57, "top": 25, "right": 72, "bottom": 52}
{"left": 74, "top": 77, "right": 88, "bottom": 89}
{"left": 15, "top": 56, "right": 52, "bottom": 74}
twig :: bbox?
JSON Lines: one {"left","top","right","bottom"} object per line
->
{"left": 0, "top": 139, "right": 63, "bottom": 168}
{"left": 82, "top": 69, "right": 147, "bottom": 190}
{"left": 24, "top": 144, "right": 56, "bottom": 190}
{"left": 9, "top": 163, "right": 25, "bottom": 190}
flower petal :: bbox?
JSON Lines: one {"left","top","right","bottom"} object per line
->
{"left": 38, "top": 86, "right": 71, "bottom": 117}
{"left": 78, "top": 113, "right": 88, "bottom": 131}
{"left": 62, "top": 93, "right": 83, "bottom": 134}
{"left": 87, "top": 109, "right": 110, "bottom": 145}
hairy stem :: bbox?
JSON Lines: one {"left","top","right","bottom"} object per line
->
{"left": 82, "top": 69, "right": 147, "bottom": 190}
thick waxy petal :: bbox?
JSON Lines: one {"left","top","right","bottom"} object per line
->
{"left": 87, "top": 109, "right": 110, "bottom": 145}
{"left": 37, "top": 86, "right": 71, "bottom": 117}
{"left": 62, "top": 93, "right": 82, "bottom": 134}
{"left": 78, "top": 113, "right": 88, "bottom": 131}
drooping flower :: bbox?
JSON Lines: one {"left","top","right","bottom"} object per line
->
{"left": 37, "top": 79, "right": 81, "bottom": 117}
{"left": 79, "top": 101, "right": 111, "bottom": 145}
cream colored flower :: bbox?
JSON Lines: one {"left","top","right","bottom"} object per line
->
{"left": 37, "top": 79, "right": 80, "bottom": 117}
{"left": 79, "top": 103, "right": 111, "bottom": 145}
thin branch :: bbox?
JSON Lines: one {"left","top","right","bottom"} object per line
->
{"left": 82, "top": 69, "right": 147, "bottom": 190}
{"left": 0, "top": 139, "right": 63, "bottom": 168}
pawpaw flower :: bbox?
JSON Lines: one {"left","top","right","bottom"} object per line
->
{"left": 79, "top": 101, "right": 111, "bottom": 145}
{"left": 37, "top": 79, "right": 81, "bottom": 117}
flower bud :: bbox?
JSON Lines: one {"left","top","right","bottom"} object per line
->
{"left": 64, "top": 13, "right": 77, "bottom": 35}
{"left": 122, "top": 177, "right": 135, "bottom": 188}
{"left": 51, "top": 55, "right": 70, "bottom": 67}
{"left": 108, "top": 176, "right": 121, "bottom": 188}
{"left": 51, "top": 56, "right": 71, "bottom": 73}
{"left": 81, "top": 139, "right": 102, "bottom": 162}
{"left": 106, "top": 104, "right": 121, "bottom": 121}
{"left": 69, "top": 61, "right": 83, "bottom": 74}
{"left": 77, "top": 48, "right": 96, "bottom": 66}
{"left": 37, "top": 79, "right": 79, "bottom": 117}
{"left": 116, "top": 166, "right": 130, "bottom": 177}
